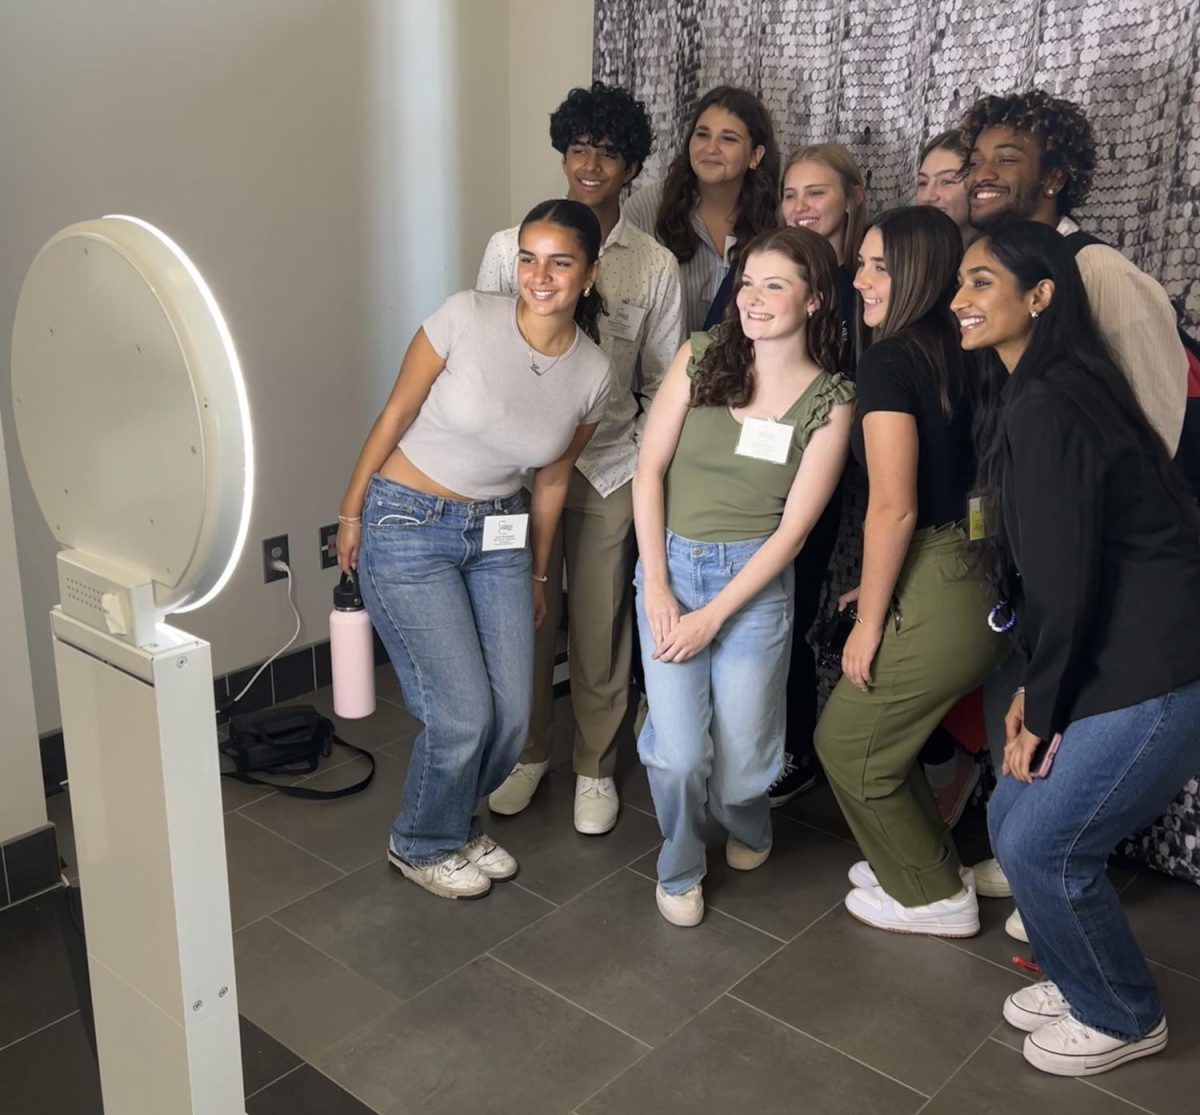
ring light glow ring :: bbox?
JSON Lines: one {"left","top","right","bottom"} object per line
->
{"left": 11, "top": 216, "right": 253, "bottom": 615}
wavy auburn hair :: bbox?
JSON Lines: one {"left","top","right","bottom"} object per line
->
{"left": 691, "top": 226, "right": 841, "bottom": 409}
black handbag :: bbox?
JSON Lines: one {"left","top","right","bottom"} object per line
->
{"left": 814, "top": 604, "right": 857, "bottom": 671}
{"left": 221, "top": 704, "right": 375, "bottom": 800}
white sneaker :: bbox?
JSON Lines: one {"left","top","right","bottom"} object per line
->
{"left": 848, "top": 861, "right": 975, "bottom": 891}
{"left": 460, "top": 833, "right": 518, "bottom": 881}
{"left": 656, "top": 883, "right": 704, "bottom": 927}
{"left": 1024, "top": 1014, "right": 1167, "bottom": 1076}
{"left": 844, "top": 884, "right": 980, "bottom": 937}
{"left": 726, "top": 835, "right": 771, "bottom": 871}
{"left": 972, "top": 856, "right": 1013, "bottom": 898}
{"left": 487, "top": 760, "right": 550, "bottom": 816}
{"left": 1006, "top": 907, "right": 1028, "bottom": 942}
{"left": 574, "top": 775, "right": 618, "bottom": 835}
{"left": 387, "top": 840, "right": 491, "bottom": 899}
{"left": 1004, "top": 980, "right": 1071, "bottom": 1032}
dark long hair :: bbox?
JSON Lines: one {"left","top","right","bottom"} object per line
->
{"left": 655, "top": 86, "right": 781, "bottom": 265}
{"left": 691, "top": 226, "right": 841, "bottom": 408}
{"left": 971, "top": 220, "right": 1199, "bottom": 596}
{"left": 519, "top": 199, "right": 607, "bottom": 342}
{"left": 859, "top": 206, "right": 973, "bottom": 420}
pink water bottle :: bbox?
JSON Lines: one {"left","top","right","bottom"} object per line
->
{"left": 330, "top": 571, "right": 376, "bottom": 718}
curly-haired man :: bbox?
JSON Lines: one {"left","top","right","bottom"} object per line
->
{"left": 960, "top": 90, "right": 1187, "bottom": 453}
{"left": 477, "top": 82, "right": 683, "bottom": 834}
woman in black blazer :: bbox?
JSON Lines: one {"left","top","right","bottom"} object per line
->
{"left": 952, "top": 219, "right": 1200, "bottom": 1079}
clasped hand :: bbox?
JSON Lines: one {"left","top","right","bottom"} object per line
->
{"left": 1002, "top": 690, "right": 1042, "bottom": 783}
{"left": 642, "top": 582, "right": 717, "bottom": 663}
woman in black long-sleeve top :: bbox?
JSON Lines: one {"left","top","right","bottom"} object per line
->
{"left": 952, "top": 219, "right": 1200, "bottom": 1079}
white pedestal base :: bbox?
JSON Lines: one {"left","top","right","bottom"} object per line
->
{"left": 52, "top": 608, "right": 247, "bottom": 1114}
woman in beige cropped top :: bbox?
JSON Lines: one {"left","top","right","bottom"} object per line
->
{"left": 631, "top": 225, "right": 854, "bottom": 927}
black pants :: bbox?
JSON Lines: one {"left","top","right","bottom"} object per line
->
{"left": 784, "top": 480, "right": 844, "bottom": 765}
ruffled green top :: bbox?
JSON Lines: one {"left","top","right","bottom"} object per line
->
{"left": 663, "top": 331, "right": 856, "bottom": 542}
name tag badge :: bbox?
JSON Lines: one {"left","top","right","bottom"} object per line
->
{"left": 606, "top": 301, "right": 647, "bottom": 343}
{"left": 967, "top": 495, "right": 990, "bottom": 542}
{"left": 735, "top": 416, "right": 793, "bottom": 464}
{"left": 482, "top": 513, "right": 529, "bottom": 551}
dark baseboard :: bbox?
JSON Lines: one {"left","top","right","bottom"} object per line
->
{"left": 1, "top": 824, "right": 61, "bottom": 910}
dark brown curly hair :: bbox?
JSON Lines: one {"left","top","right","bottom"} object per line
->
{"left": 691, "top": 227, "right": 841, "bottom": 408}
{"left": 656, "top": 86, "right": 781, "bottom": 266}
{"left": 958, "top": 90, "right": 1096, "bottom": 215}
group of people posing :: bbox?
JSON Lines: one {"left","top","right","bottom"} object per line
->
{"left": 336, "top": 81, "right": 1200, "bottom": 1080}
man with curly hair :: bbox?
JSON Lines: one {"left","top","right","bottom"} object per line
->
{"left": 960, "top": 90, "right": 1187, "bottom": 453}
{"left": 478, "top": 81, "right": 684, "bottom": 834}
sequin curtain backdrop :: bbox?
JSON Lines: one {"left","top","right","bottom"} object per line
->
{"left": 593, "top": 0, "right": 1199, "bottom": 326}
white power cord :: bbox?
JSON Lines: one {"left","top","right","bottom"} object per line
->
{"left": 228, "top": 558, "right": 303, "bottom": 705}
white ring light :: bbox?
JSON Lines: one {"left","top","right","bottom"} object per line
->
{"left": 11, "top": 215, "right": 253, "bottom": 618}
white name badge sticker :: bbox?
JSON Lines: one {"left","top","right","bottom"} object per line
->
{"left": 735, "top": 417, "right": 793, "bottom": 464}
{"left": 606, "top": 301, "right": 647, "bottom": 342}
{"left": 482, "top": 513, "right": 529, "bottom": 551}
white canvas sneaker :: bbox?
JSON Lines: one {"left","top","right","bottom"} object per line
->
{"left": 487, "top": 760, "right": 550, "bottom": 816}
{"left": 726, "top": 835, "right": 771, "bottom": 871}
{"left": 1006, "top": 907, "right": 1029, "bottom": 942}
{"left": 460, "top": 833, "right": 518, "bottom": 881}
{"left": 655, "top": 883, "right": 704, "bottom": 927}
{"left": 1003, "top": 980, "right": 1071, "bottom": 1031}
{"left": 1024, "top": 1014, "right": 1167, "bottom": 1076}
{"left": 971, "top": 856, "right": 1013, "bottom": 898}
{"left": 387, "top": 840, "right": 491, "bottom": 899}
{"left": 844, "top": 884, "right": 980, "bottom": 937}
{"left": 848, "top": 861, "right": 975, "bottom": 891}
{"left": 574, "top": 776, "right": 619, "bottom": 834}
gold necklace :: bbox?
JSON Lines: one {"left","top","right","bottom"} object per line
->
{"left": 517, "top": 304, "right": 570, "bottom": 376}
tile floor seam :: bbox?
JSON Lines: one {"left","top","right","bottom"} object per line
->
{"left": 1116, "top": 868, "right": 1143, "bottom": 896}
{"left": 932, "top": 932, "right": 1037, "bottom": 983}
{"left": 243, "top": 1061, "right": 304, "bottom": 1101}
{"left": 1146, "top": 957, "right": 1200, "bottom": 985}
{"left": 0, "top": 1009, "right": 79, "bottom": 1055}
{"left": 725, "top": 991, "right": 931, "bottom": 1100}
{"left": 487, "top": 954, "right": 655, "bottom": 1051}
{"left": 562, "top": 1041, "right": 656, "bottom": 1114}
{"left": 232, "top": 809, "right": 351, "bottom": 876}
{"left": 2, "top": 843, "right": 10, "bottom": 905}
{"left": 910, "top": 1031, "right": 995, "bottom": 1114}
{"left": 781, "top": 813, "right": 861, "bottom": 847}
{"left": 510, "top": 879, "right": 559, "bottom": 907}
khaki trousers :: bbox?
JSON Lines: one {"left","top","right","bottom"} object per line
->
{"left": 815, "top": 525, "right": 1009, "bottom": 906}
{"left": 524, "top": 472, "right": 635, "bottom": 777}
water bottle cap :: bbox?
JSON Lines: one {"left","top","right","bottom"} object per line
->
{"left": 333, "top": 570, "right": 364, "bottom": 610}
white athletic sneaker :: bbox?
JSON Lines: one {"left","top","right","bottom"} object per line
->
{"left": 656, "top": 883, "right": 704, "bottom": 927}
{"left": 574, "top": 776, "right": 619, "bottom": 835}
{"left": 844, "top": 884, "right": 980, "bottom": 937}
{"left": 387, "top": 840, "right": 491, "bottom": 899}
{"left": 487, "top": 760, "right": 550, "bottom": 816}
{"left": 460, "top": 833, "right": 518, "bottom": 881}
{"left": 726, "top": 835, "right": 771, "bottom": 871}
{"left": 1006, "top": 907, "right": 1028, "bottom": 942}
{"left": 1004, "top": 980, "right": 1071, "bottom": 1032}
{"left": 972, "top": 857, "right": 1013, "bottom": 898}
{"left": 1024, "top": 1014, "right": 1167, "bottom": 1076}
{"left": 847, "top": 861, "right": 976, "bottom": 892}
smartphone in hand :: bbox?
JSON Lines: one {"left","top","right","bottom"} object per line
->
{"left": 1031, "top": 732, "right": 1063, "bottom": 779}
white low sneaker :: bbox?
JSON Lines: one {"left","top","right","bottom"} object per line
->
{"left": 1024, "top": 1014, "right": 1167, "bottom": 1076}
{"left": 656, "top": 883, "right": 704, "bottom": 927}
{"left": 845, "top": 884, "right": 980, "bottom": 938}
{"left": 574, "top": 775, "right": 619, "bottom": 834}
{"left": 1004, "top": 980, "right": 1071, "bottom": 1031}
{"left": 487, "top": 760, "right": 550, "bottom": 816}
{"left": 972, "top": 856, "right": 1013, "bottom": 898}
{"left": 460, "top": 833, "right": 518, "bottom": 881}
{"left": 1006, "top": 907, "right": 1028, "bottom": 942}
{"left": 387, "top": 840, "right": 491, "bottom": 899}
{"left": 726, "top": 835, "right": 771, "bottom": 871}
{"left": 848, "top": 861, "right": 975, "bottom": 891}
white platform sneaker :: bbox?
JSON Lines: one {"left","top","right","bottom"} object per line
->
{"left": 1024, "top": 1014, "right": 1167, "bottom": 1076}
{"left": 656, "top": 883, "right": 704, "bottom": 927}
{"left": 1003, "top": 980, "right": 1071, "bottom": 1031}
{"left": 844, "top": 884, "right": 980, "bottom": 937}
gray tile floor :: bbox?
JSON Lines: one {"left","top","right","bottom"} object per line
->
{"left": 49, "top": 668, "right": 1200, "bottom": 1115}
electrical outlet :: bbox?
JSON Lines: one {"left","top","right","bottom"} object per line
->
{"left": 262, "top": 534, "right": 289, "bottom": 583}
{"left": 318, "top": 523, "right": 339, "bottom": 570}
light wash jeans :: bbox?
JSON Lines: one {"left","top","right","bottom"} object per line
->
{"left": 358, "top": 476, "right": 533, "bottom": 866}
{"left": 635, "top": 531, "right": 794, "bottom": 895}
{"left": 989, "top": 676, "right": 1200, "bottom": 1039}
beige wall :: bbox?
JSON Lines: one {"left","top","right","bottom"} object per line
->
{"left": 0, "top": 0, "right": 595, "bottom": 753}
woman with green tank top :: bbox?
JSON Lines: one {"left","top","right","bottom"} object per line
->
{"left": 632, "top": 226, "right": 855, "bottom": 927}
